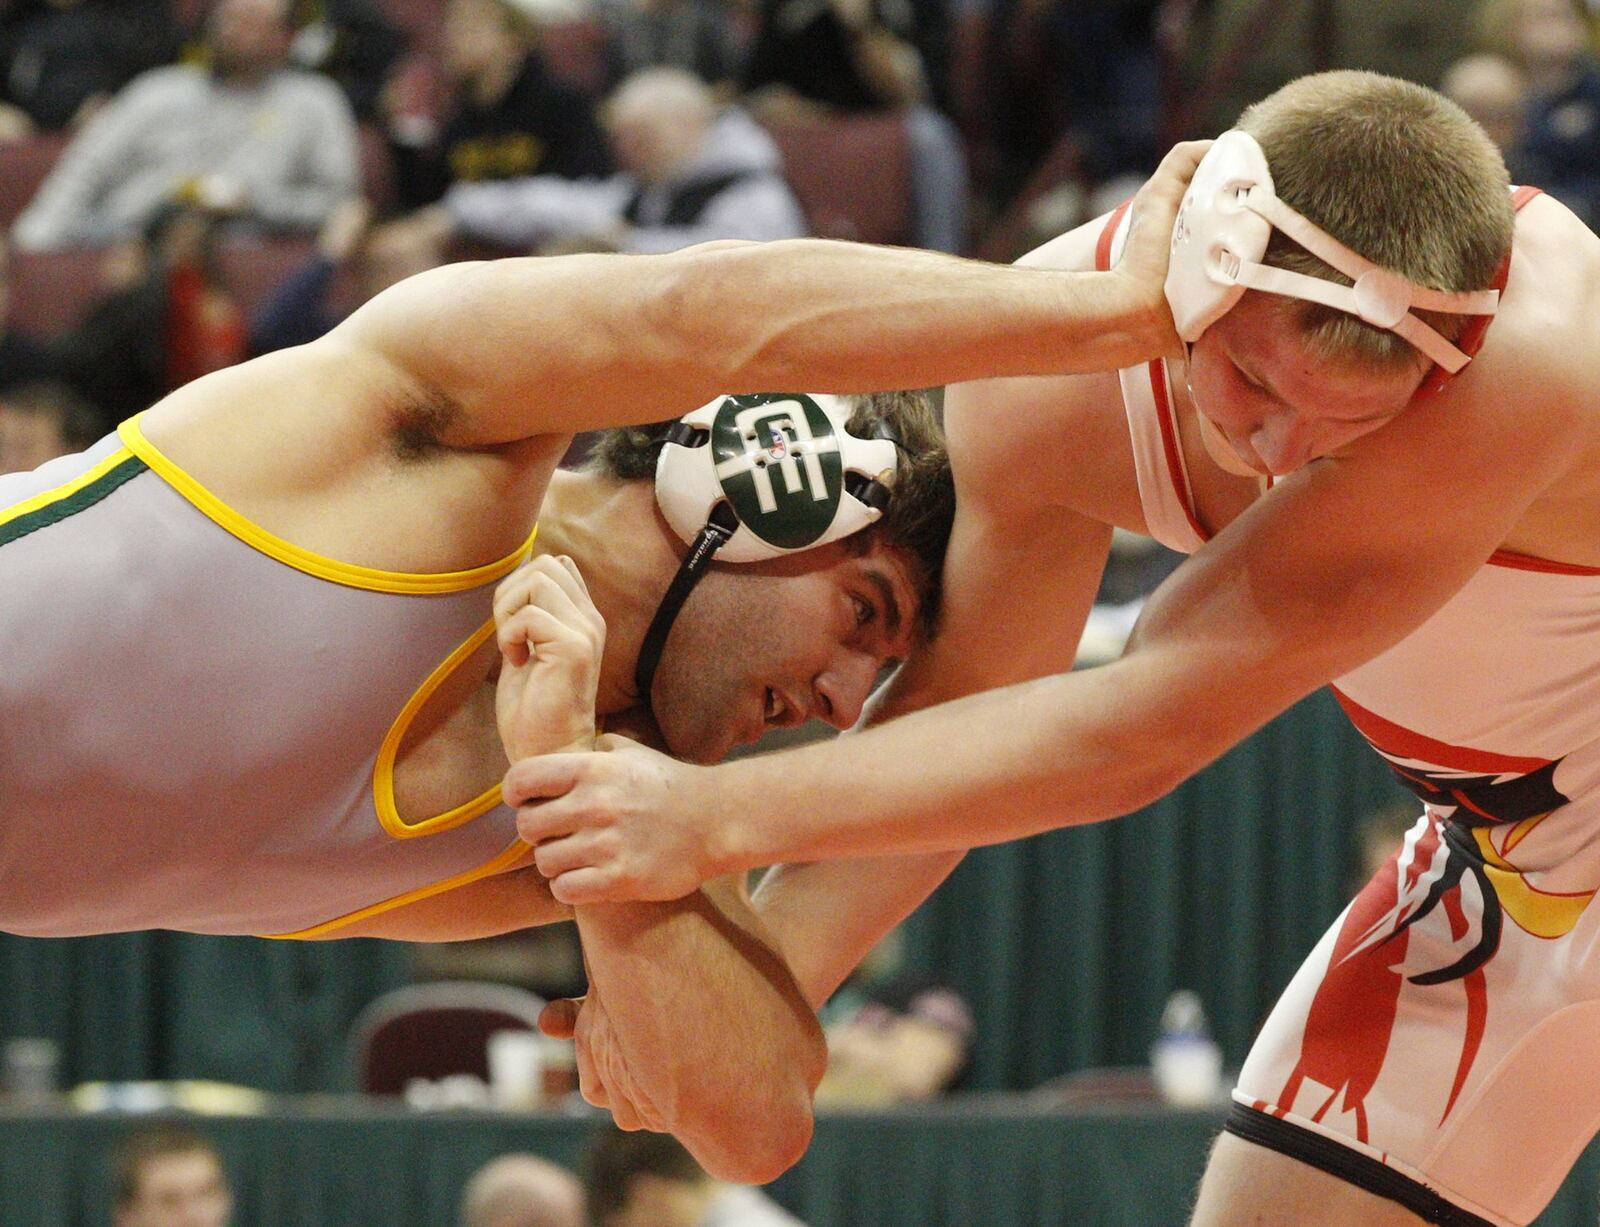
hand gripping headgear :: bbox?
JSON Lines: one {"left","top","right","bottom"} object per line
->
{"left": 1165, "top": 130, "right": 1501, "bottom": 372}
{"left": 634, "top": 392, "right": 899, "bottom": 703}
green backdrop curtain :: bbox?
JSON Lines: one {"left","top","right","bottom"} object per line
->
{"left": 1, "top": 1104, "right": 1596, "bottom": 1227}
{"left": 0, "top": 934, "right": 409, "bottom": 1091}
{"left": 901, "top": 687, "right": 1409, "bottom": 1087}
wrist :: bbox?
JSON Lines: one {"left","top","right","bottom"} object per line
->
{"left": 505, "top": 725, "right": 596, "bottom": 762}
{"left": 698, "top": 760, "right": 760, "bottom": 879}
{"left": 1080, "top": 268, "right": 1171, "bottom": 368}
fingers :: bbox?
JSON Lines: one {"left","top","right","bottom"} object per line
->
{"left": 493, "top": 556, "right": 605, "bottom": 665}
{"left": 531, "top": 831, "right": 608, "bottom": 879}
{"left": 497, "top": 603, "right": 584, "bottom": 669}
{"left": 548, "top": 867, "right": 626, "bottom": 906}
{"left": 573, "top": 1023, "right": 610, "bottom": 1111}
{"left": 502, "top": 754, "right": 588, "bottom": 809}
{"left": 1133, "top": 139, "right": 1213, "bottom": 215}
{"left": 1158, "top": 138, "right": 1214, "bottom": 179}
{"left": 495, "top": 555, "right": 600, "bottom": 630}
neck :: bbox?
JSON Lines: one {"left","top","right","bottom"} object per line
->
{"left": 535, "top": 469, "right": 683, "bottom": 717}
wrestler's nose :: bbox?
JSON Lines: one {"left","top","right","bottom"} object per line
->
{"left": 814, "top": 650, "right": 876, "bottom": 730}
{"left": 1250, "top": 410, "right": 1314, "bottom": 475}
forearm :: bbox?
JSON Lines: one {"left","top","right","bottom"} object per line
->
{"left": 708, "top": 650, "right": 1252, "bottom": 871}
{"left": 752, "top": 851, "right": 963, "bottom": 1007}
{"left": 340, "top": 238, "right": 1167, "bottom": 443}
{"left": 573, "top": 877, "right": 825, "bottom": 1183}
{"left": 647, "top": 239, "right": 1161, "bottom": 393}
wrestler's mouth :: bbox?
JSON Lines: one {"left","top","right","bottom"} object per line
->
{"left": 763, "top": 687, "right": 802, "bottom": 727}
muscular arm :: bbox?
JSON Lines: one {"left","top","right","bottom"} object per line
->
{"left": 571, "top": 875, "right": 826, "bottom": 1183}
{"left": 324, "top": 143, "right": 1211, "bottom": 447}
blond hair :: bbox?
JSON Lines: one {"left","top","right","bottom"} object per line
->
{"left": 1237, "top": 70, "right": 1514, "bottom": 369}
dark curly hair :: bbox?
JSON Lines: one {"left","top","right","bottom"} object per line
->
{"left": 589, "top": 390, "right": 955, "bottom": 632}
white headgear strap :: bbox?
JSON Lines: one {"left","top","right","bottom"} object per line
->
{"left": 1167, "top": 130, "right": 1500, "bottom": 372}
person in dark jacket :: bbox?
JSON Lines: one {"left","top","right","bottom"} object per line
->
{"left": 388, "top": 0, "right": 613, "bottom": 210}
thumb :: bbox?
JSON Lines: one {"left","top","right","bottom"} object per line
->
{"left": 539, "top": 997, "right": 582, "bottom": 1039}
{"left": 502, "top": 753, "right": 587, "bottom": 807}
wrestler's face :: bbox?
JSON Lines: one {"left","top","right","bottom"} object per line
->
{"left": 1185, "top": 292, "right": 1428, "bottom": 478}
{"left": 646, "top": 541, "right": 921, "bottom": 764}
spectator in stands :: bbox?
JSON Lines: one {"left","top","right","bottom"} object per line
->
{"left": 248, "top": 196, "right": 448, "bottom": 353}
{"left": 401, "top": 67, "right": 806, "bottom": 255}
{"left": 987, "top": 0, "right": 1160, "bottom": 204}
{"left": 814, "top": 924, "right": 974, "bottom": 1106}
{"left": 0, "top": 380, "right": 102, "bottom": 474}
{"left": 1441, "top": 52, "right": 1534, "bottom": 175}
{"left": 597, "top": 0, "right": 747, "bottom": 93}
{"left": 585, "top": 1128, "right": 806, "bottom": 1227}
{"left": 461, "top": 1153, "right": 586, "bottom": 1227}
{"left": 1481, "top": 0, "right": 1600, "bottom": 224}
{"left": 58, "top": 203, "right": 246, "bottom": 425}
{"left": 387, "top": 0, "right": 613, "bottom": 211}
{"left": 111, "top": 1124, "right": 232, "bottom": 1227}
{"left": 739, "top": 0, "right": 966, "bottom": 252}
{"left": 11, "top": 0, "right": 359, "bottom": 252}
{"left": 0, "top": 0, "right": 180, "bottom": 139}
{"left": 285, "top": 0, "right": 406, "bottom": 121}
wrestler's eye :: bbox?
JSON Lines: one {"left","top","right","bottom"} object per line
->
{"left": 851, "top": 594, "right": 875, "bottom": 628}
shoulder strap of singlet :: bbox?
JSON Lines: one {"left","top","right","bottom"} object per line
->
{"left": 1415, "top": 185, "right": 1542, "bottom": 401}
{"left": 1099, "top": 202, "right": 1210, "bottom": 554}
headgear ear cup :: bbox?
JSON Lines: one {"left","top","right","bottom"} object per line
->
{"left": 1162, "top": 130, "right": 1499, "bottom": 370}
{"left": 636, "top": 392, "right": 899, "bottom": 701}
{"left": 656, "top": 392, "right": 897, "bottom": 562}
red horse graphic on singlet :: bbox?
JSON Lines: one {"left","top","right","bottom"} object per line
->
{"left": 1271, "top": 690, "right": 1578, "bottom": 1139}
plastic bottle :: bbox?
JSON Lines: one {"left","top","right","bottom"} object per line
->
{"left": 1150, "top": 989, "right": 1223, "bottom": 1107}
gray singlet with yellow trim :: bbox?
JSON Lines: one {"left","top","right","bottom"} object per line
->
{"left": 0, "top": 415, "right": 533, "bottom": 938}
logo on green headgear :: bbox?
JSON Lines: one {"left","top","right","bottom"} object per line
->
{"left": 711, "top": 394, "right": 843, "bottom": 549}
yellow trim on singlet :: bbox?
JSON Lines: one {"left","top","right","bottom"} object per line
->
{"left": 374, "top": 617, "right": 507, "bottom": 838}
{"left": 262, "top": 837, "right": 533, "bottom": 940}
{"left": 117, "top": 414, "right": 538, "bottom": 594}
{"left": 0, "top": 446, "right": 137, "bottom": 530}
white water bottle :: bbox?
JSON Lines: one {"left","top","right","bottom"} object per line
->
{"left": 1150, "top": 990, "right": 1223, "bottom": 1107}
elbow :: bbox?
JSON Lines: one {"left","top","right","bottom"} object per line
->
{"left": 682, "top": 1083, "right": 816, "bottom": 1184}
{"left": 675, "top": 1017, "right": 824, "bottom": 1184}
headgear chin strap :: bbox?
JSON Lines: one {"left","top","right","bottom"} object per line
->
{"left": 1166, "top": 130, "right": 1501, "bottom": 372}
{"left": 633, "top": 392, "right": 898, "bottom": 705}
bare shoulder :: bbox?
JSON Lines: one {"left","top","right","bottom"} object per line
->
{"left": 135, "top": 332, "right": 560, "bottom": 571}
{"left": 945, "top": 369, "right": 1144, "bottom": 532}
{"left": 941, "top": 209, "right": 1146, "bottom": 532}
{"left": 1490, "top": 194, "right": 1600, "bottom": 421}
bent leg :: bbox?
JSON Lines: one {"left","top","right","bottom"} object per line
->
{"left": 1192, "top": 1132, "right": 1425, "bottom": 1227}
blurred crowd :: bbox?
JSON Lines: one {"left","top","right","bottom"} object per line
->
{"left": 4, "top": 0, "right": 1600, "bottom": 478}
{"left": 112, "top": 1120, "right": 805, "bottom": 1227}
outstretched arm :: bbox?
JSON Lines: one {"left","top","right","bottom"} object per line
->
{"left": 747, "top": 369, "right": 1123, "bottom": 1002}
{"left": 327, "top": 142, "right": 1211, "bottom": 447}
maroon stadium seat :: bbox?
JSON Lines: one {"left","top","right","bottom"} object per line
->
{"left": 759, "top": 113, "right": 915, "bottom": 247}
{"left": 349, "top": 981, "right": 548, "bottom": 1095}
{"left": 0, "top": 133, "right": 71, "bottom": 232}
